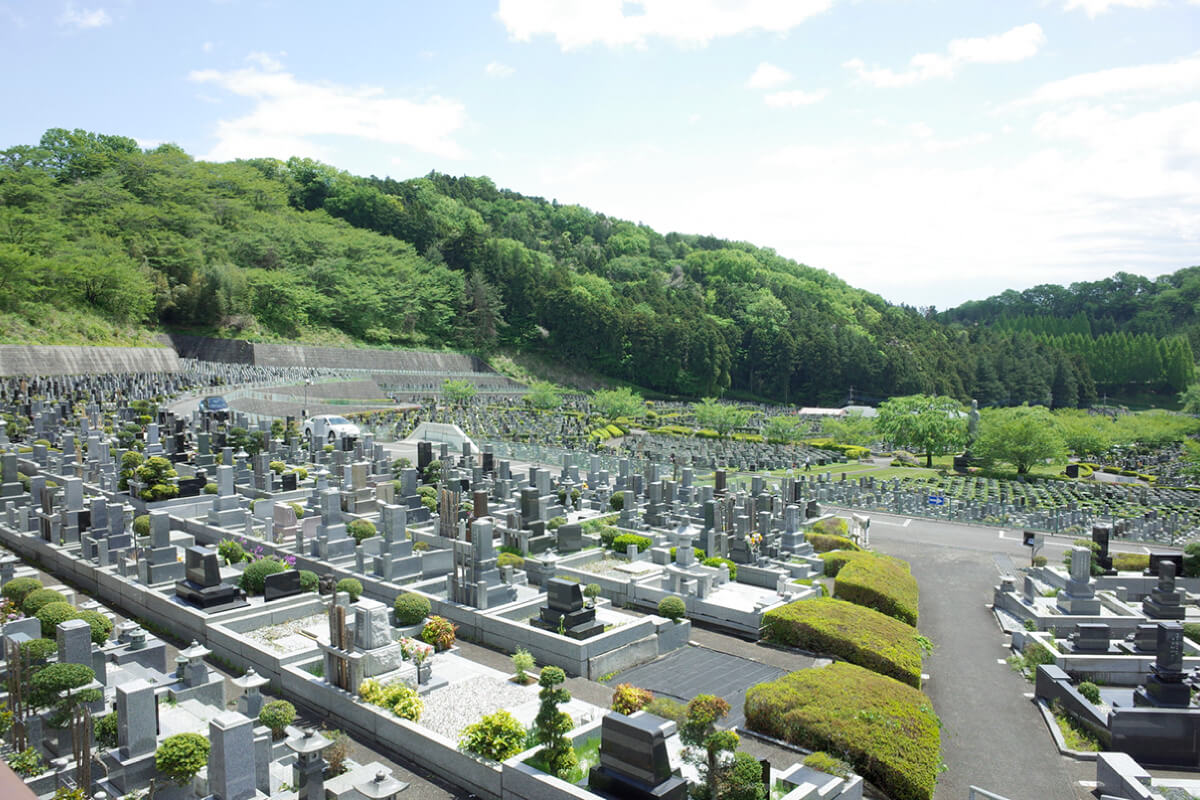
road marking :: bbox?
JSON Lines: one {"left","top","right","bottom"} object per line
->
{"left": 998, "top": 530, "right": 1005, "bottom": 539}
{"left": 921, "top": 673, "right": 930, "bottom": 680}
{"left": 996, "top": 658, "right": 1008, "bottom": 664}
{"left": 1023, "top": 692, "right": 1035, "bottom": 699}
{"left": 903, "top": 518, "right": 912, "bottom": 528}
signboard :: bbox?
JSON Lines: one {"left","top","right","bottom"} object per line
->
{"left": 928, "top": 495, "right": 945, "bottom": 507}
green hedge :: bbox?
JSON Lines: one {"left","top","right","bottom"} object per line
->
{"left": 612, "top": 534, "right": 652, "bottom": 554}
{"left": 744, "top": 663, "right": 941, "bottom": 800}
{"left": 807, "top": 532, "right": 861, "bottom": 553}
{"left": 761, "top": 597, "right": 922, "bottom": 687}
{"left": 835, "top": 554, "right": 919, "bottom": 626}
{"left": 819, "top": 550, "right": 872, "bottom": 577}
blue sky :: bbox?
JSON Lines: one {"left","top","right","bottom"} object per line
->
{"left": 2, "top": 0, "right": 1198, "bottom": 309}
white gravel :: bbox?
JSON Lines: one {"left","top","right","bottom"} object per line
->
{"left": 243, "top": 613, "right": 326, "bottom": 654}
{"left": 418, "top": 676, "right": 538, "bottom": 741}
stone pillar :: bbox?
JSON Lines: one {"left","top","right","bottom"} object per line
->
{"left": 57, "top": 617, "right": 93, "bottom": 666}
{"left": 209, "top": 711, "right": 256, "bottom": 800}
{"left": 116, "top": 678, "right": 157, "bottom": 758}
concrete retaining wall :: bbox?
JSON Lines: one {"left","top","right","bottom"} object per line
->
{"left": 165, "top": 334, "right": 490, "bottom": 373}
{"left": 0, "top": 345, "right": 180, "bottom": 376}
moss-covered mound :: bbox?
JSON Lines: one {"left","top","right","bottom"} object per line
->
{"left": 744, "top": 662, "right": 941, "bottom": 800}
{"left": 834, "top": 552, "right": 919, "bottom": 626}
{"left": 761, "top": 597, "right": 922, "bottom": 687}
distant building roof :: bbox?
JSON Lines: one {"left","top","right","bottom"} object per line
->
{"left": 799, "top": 407, "right": 845, "bottom": 417}
{"left": 842, "top": 405, "right": 878, "bottom": 418}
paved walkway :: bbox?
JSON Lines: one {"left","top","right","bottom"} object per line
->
{"left": 869, "top": 516, "right": 1093, "bottom": 800}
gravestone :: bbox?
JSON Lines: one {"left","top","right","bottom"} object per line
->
{"left": 532, "top": 577, "right": 603, "bottom": 639}
{"left": 174, "top": 545, "right": 246, "bottom": 610}
{"left": 1143, "top": 560, "right": 1186, "bottom": 620}
{"left": 1135, "top": 622, "right": 1190, "bottom": 707}
{"left": 589, "top": 711, "right": 687, "bottom": 800}
{"left": 116, "top": 678, "right": 157, "bottom": 758}
{"left": 1056, "top": 545, "right": 1101, "bottom": 615}
{"left": 557, "top": 522, "right": 582, "bottom": 553}
{"left": 209, "top": 711, "right": 257, "bottom": 800}
{"left": 264, "top": 570, "right": 302, "bottom": 602}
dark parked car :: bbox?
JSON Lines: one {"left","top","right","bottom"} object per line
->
{"left": 199, "top": 395, "right": 229, "bottom": 420}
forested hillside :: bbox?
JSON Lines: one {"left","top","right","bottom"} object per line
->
{"left": 0, "top": 128, "right": 1193, "bottom": 406}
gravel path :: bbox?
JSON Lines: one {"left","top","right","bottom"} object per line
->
{"left": 418, "top": 676, "right": 538, "bottom": 741}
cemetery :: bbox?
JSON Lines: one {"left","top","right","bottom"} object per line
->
{"left": 1, "top": 343, "right": 1200, "bottom": 800}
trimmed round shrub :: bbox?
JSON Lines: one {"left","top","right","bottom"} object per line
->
{"left": 348, "top": 519, "right": 376, "bottom": 545}
{"left": 290, "top": 502, "right": 305, "bottom": 519}
{"left": 360, "top": 679, "right": 423, "bottom": 721}
{"left": 1077, "top": 681, "right": 1101, "bottom": 705}
{"left": 394, "top": 593, "right": 431, "bottom": 626}
{"left": 132, "top": 515, "right": 151, "bottom": 537}
{"left": 725, "top": 751, "right": 767, "bottom": 800}
{"left": 806, "top": 532, "right": 862, "bottom": 553}
{"left": 613, "top": 533, "right": 652, "bottom": 555}
{"left": 23, "top": 588, "right": 67, "bottom": 617}
{"left": 36, "top": 602, "right": 81, "bottom": 638}
{"left": 336, "top": 578, "right": 363, "bottom": 602}
{"left": 155, "top": 732, "right": 210, "bottom": 785}
{"left": 203, "top": 483, "right": 218, "bottom": 494}
{"left": 299, "top": 570, "right": 319, "bottom": 593}
{"left": 75, "top": 609, "right": 114, "bottom": 645}
{"left": 459, "top": 709, "right": 527, "bottom": 761}
{"left": 670, "top": 546, "right": 706, "bottom": 562}
{"left": 421, "top": 616, "right": 457, "bottom": 651}
{"left": 496, "top": 552, "right": 525, "bottom": 570}
{"left": 20, "top": 637, "right": 58, "bottom": 665}
{"left": 834, "top": 553, "right": 919, "bottom": 626}
{"left": 609, "top": 493, "right": 624, "bottom": 511}
{"left": 217, "top": 539, "right": 245, "bottom": 565}
{"left": 658, "top": 595, "right": 686, "bottom": 622}
{"left": 611, "top": 683, "right": 654, "bottom": 715}
{"left": 259, "top": 700, "right": 296, "bottom": 738}
{"left": 239, "top": 558, "right": 286, "bottom": 595}
{"left": 1, "top": 577, "right": 43, "bottom": 606}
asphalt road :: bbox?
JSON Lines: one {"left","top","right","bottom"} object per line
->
{"left": 846, "top": 510, "right": 1119, "bottom": 800}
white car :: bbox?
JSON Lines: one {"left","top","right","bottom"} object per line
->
{"left": 303, "top": 414, "right": 361, "bottom": 443}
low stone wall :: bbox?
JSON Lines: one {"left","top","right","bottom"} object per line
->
{"left": 1034, "top": 664, "right": 1111, "bottom": 747}
{"left": 0, "top": 345, "right": 180, "bottom": 376}
{"left": 165, "top": 334, "right": 490, "bottom": 373}
{"left": 1095, "top": 752, "right": 1159, "bottom": 800}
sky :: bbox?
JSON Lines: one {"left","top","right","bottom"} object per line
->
{"left": 1, "top": 0, "right": 1198, "bottom": 310}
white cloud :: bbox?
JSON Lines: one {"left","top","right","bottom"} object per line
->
{"left": 746, "top": 62, "right": 792, "bottom": 89}
{"left": 845, "top": 23, "right": 1045, "bottom": 87}
{"left": 1063, "top": 0, "right": 1160, "bottom": 18}
{"left": 485, "top": 61, "right": 515, "bottom": 78}
{"left": 495, "top": 0, "right": 835, "bottom": 51}
{"left": 58, "top": 3, "right": 110, "bottom": 29}
{"left": 1017, "top": 52, "right": 1200, "bottom": 105}
{"left": 188, "top": 56, "right": 468, "bottom": 162}
{"left": 763, "top": 89, "right": 827, "bottom": 107}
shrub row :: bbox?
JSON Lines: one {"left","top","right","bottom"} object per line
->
{"left": 1112, "top": 552, "right": 1149, "bottom": 572}
{"left": 806, "top": 532, "right": 861, "bottom": 553}
{"left": 761, "top": 597, "right": 923, "bottom": 687}
{"left": 834, "top": 553, "right": 919, "bottom": 626}
{"left": 744, "top": 662, "right": 941, "bottom": 800}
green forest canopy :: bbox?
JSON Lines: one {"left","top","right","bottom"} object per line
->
{"left": 0, "top": 128, "right": 1194, "bottom": 407}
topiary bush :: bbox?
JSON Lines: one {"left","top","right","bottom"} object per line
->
{"left": 811, "top": 517, "right": 849, "bottom": 537}
{"left": 22, "top": 588, "right": 67, "bottom": 616}
{"left": 658, "top": 595, "right": 686, "bottom": 622}
{"left": 724, "top": 751, "right": 767, "bottom": 800}
{"left": 819, "top": 549, "right": 870, "bottom": 577}
{"left": 36, "top": 601, "right": 80, "bottom": 637}
{"left": 761, "top": 597, "right": 923, "bottom": 687}
{"left": 217, "top": 539, "right": 245, "bottom": 565}
{"left": 75, "top": 609, "right": 113, "bottom": 644}
{"left": 745, "top": 663, "right": 941, "bottom": 800}
{"left": 536, "top": 666, "right": 577, "bottom": 779}
{"left": 612, "top": 533, "right": 652, "bottom": 555}
{"left": 421, "top": 616, "right": 457, "bottom": 650}
{"left": 259, "top": 699, "right": 296, "bottom": 738}
{"left": 459, "top": 709, "right": 527, "bottom": 761}
{"left": 132, "top": 515, "right": 151, "bottom": 537}
{"left": 1077, "top": 681, "right": 1101, "bottom": 705}
{"left": 155, "top": 732, "right": 210, "bottom": 785}
{"left": 348, "top": 519, "right": 377, "bottom": 545}
{"left": 1, "top": 576, "right": 43, "bottom": 606}
{"left": 336, "top": 578, "right": 363, "bottom": 601}
{"left": 239, "top": 557, "right": 287, "bottom": 594}
{"left": 611, "top": 683, "right": 654, "bottom": 715}
{"left": 299, "top": 570, "right": 319, "bottom": 593}
{"left": 394, "top": 592, "right": 431, "bottom": 625}
{"left": 609, "top": 493, "right": 624, "bottom": 511}
{"left": 803, "top": 751, "right": 853, "bottom": 779}
{"left": 20, "top": 637, "right": 57, "bottom": 665}
{"left": 203, "top": 483, "right": 218, "bottom": 494}
{"left": 834, "top": 553, "right": 919, "bottom": 626}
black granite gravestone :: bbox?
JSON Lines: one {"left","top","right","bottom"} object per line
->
{"left": 281, "top": 472, "right": 297, "bottom": 492}
{"left": 532, "top": 578, "right": 603, "bottom": 639}
{"left": 175, "top": 546, "right": 246, "bottom": 610}
{"left": 264, "top": 570, "right": 302, "bottom": 602}
{"left": 589, "top": 712, "right": 686, "bottom": 800}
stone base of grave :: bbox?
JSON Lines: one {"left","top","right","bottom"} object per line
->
{"left": 1056, "top": 590, "right": 1101, "bottom": 616}
{"left": 174, "top": 579, "right": 248, "bottom": 611}
{"left": 1142, "top": 597, "right": 1187, "bottom": 620}
{"left": 588, "top": 766, "right": 688, "bottom": 800}
{"left": 1134, "top": 678, "right": 1191, "bottom": 708}
{"left": 138, "top": 558, "right": 185, "bottom": 585}
{"left": 316, "top": 537, "right": 357, "bottom": 560}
